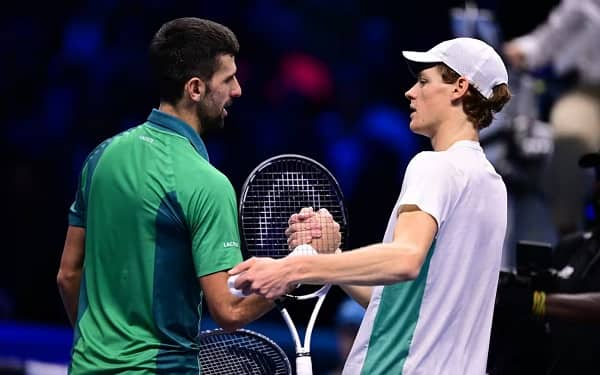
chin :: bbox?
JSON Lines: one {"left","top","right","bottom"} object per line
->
{"left": 409, "top": 122, "right": 422, "bottom": 134}
{"left": 410, "top": 123, "right": 431, "bottom": 138}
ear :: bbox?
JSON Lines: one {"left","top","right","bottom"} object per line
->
{"left": 184, "top": 77, "right": 206, "bottom": 102}
{"left": 451, "top": 76, "right": 469, "bottom": 99}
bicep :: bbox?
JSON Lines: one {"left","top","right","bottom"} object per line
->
{"left": 198, "top": 271, "right": 241, "bottom": 327}
{"left": 198, "top": 271, "right": 237, "bottom": 315}
{"left": 392, "top": 204, "right": 437, "bottom": 264}
{"left": 199, "top": 272, "right": 231, "bottom": 303}
{"left": 60, "top": 226, "right": 86, "bottom": 271}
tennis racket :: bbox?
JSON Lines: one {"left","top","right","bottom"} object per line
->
{"left": 198, "top": 328, "right": 291, "bottom": 374}
{"left": 229, "top": 154, "right": 349, "bottom": 375}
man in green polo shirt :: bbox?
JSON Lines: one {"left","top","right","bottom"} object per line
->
{"left": 56, "top": 17, "right": 274, "bottom": 374}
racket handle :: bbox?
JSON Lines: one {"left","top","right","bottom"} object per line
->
{"left": 227, "top": 274, "right": 250, "bottom": 298}
{"left": 296, "top": 355, "right": 313, "bottom": 375}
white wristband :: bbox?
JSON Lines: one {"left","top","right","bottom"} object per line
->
{"left": 227, "top": 274, "right": 250, "bottom": 298}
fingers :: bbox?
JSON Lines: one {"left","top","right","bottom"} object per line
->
{"left": 286, "top": 207, "right": 331, "bottom": 227}
{"left": 288, "top": 207, "right": 316, "bottom": 225}
{"left": 228, "top": 258, "right": 290, "bottom": 299}
{"left": 230, "top": 260, "right": 260, "bottom": 293}
{"left": 285, "top": 221, "right": 322, "bottom": 237}
{"left": 317, "top": 208, "right": 332, "bottom": 218}
{"left": 228, "top": 274, "right": 252, "bottom": 297}
{"left": 287, "top": 231, "right": 317, "bottom": 250}
{"left": 310, "top": 210, "right": 342, "bottom": 253}
{"left": 229, "top": 257, "right": 255, "bottom": 276}
{"left": 299, "top": 207, "right": 315, "bottom": 216}
{"left": 285, "top": 207, "right": 342, "bottom": 251}
{"left": 286, "top": 222, "right": 322, "bottom": 250}
{"left": 232, "top": 273, "right": 252, "bottom": 294}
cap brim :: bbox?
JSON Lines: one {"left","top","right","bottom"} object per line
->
{"left": 578, "top": 153, "right": 600, "bottom": 168}
{"left": 402, "top": 51, "right": 443, "bottom": 76}
{"left": 401, "top": 51, "right": 442, "bottom": 64}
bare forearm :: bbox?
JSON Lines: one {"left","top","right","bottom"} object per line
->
{"left": 58, "top": 226, "right": 86, "bottom": 326}
{"left": 57, "top": 270, "right": 82, "bottom": 326}
{"left": 288, "top": 243, "right": 423, "bottom": 286}
{"left": 546, "top": 293, "right": 600, "bottom": 322}
{"left": 230, "top": 295, "right": 275, "bottom": 327}
{"left": 340, "top": 285, "right": 373, "bottom": 308}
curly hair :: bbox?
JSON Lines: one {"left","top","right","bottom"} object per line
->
{"left": 438, "top": 64, "right": 512, "bottom": 129}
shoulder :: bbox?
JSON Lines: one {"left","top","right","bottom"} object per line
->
{"left": 175, "top": 155, "right": 235, "bottom": 197}
{"left": 82, "top": 126, "right": 143, "bottom": 166}
{"left": 406, "top": 151, "right": 459, "bottom": 178}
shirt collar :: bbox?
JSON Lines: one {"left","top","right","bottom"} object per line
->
{"left": 146, "top": 108, "right": 210, "bottom": 162}
{"left": 448, "top": 140, "right": 482, "bottom": 152}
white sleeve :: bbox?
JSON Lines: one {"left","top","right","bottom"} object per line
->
{"left": 398, "top": 152, "right": 464, "bottom": 229}
{"left": 513, "top": 0, "right": 591, "bottom": 69}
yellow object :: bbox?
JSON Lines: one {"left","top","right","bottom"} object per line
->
{"left": 532, "top": 291, "right": 546, "bottom": 317}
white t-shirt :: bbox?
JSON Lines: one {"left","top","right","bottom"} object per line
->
{"left": 343, "top": 140, "right": 507, "bottom": 375}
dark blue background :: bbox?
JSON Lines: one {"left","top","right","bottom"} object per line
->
{"left": 0, "top": 0, "right": 558, "bottom": 370}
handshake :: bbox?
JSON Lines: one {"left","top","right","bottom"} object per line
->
{"left": 285, "top": 207, "right": 342, "bottom": 254}
{"left": 228, "top": 206, "right": 342, "bottom": 299}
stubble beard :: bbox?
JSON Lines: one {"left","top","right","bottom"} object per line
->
{"left": 197, "top": 93, "right": 225, "bottom": 132}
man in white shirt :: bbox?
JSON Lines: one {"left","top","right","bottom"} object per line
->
{"left": 231, "top": 37, "right": 512, "bottom": 375}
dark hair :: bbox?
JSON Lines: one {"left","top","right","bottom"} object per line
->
{"left": 438, "top": 64, "right": 512, "bottom": 130}
{"left": 149, "top": 17, "right": 240, "bottom": 104}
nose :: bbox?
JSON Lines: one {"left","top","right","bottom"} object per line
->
{"left": 405, "top": 84, "right": 416, "bottom": 101}
{"left": 231, "top": 77, "right": 242, "bottom": 98}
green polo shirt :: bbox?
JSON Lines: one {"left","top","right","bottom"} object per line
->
{"left": 67, "top": 109, "right": 242, "bottom": 374}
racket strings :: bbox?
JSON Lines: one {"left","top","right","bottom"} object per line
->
{"left": 242, "top": 161, "right": 347, "bottom": 259}
{"left": 199, "top": 330, "right": 290, "bottom": 374}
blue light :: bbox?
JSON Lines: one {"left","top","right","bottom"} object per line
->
{"left": 62, "top": 19, "right": 103, "bottom": 64}
{"left": 360, "top": 104, "right": 420, "bottom": 160}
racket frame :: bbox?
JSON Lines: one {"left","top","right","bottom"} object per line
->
{"left": 238, "top": 154, "right": 349, "bottom": 375}
{"left": 198, "top": 328, "right": 292, "bottom": 375}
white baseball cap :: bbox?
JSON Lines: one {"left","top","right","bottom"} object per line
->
{"left": 402, "top": 37, "right": 508, "bottom": 99}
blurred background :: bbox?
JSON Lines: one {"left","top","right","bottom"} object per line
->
{"left": 1, "top": 0, "right": 570, "bottom": 373}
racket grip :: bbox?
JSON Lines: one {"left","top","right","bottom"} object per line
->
{"left": 227, "top": 274, "right": 250, "bottom": 298}
{"left": 296, "top": 355, "right": 313, "bottom": 375}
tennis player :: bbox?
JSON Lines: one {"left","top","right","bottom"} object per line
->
{"left": 231, "top": 37, "right": 512, "bottom": 375}
{"left": 57, "top": 18, "right": 274, "bottom": 374}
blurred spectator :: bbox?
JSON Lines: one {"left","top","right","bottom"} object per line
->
{"left": 489, "top": 150, "right": 600, "bottom": 374}
{"left": 503, "top": 0, "right": 600, "bottom": 235}
{"left": 449, "top": 1, "right": 557, "bottom": 272}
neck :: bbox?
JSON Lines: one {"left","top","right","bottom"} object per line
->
{"left": 158, "top": 101, "right": 202, "bottom": 135}
{"left": 429, "top": 118, "right": 479, "bottom": 151}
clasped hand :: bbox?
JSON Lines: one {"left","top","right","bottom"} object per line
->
{"left": 229, "top": 207, "right": 341, "bottom": 299}
{"left": 286, "top": 207, "right": 341, "bottom": 253}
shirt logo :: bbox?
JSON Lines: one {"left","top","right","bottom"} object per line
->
{"left": 139, "top": 135, "right": 155, "bottom": 143}
{"left": 223, "top": 241, "right": 239, "bottom": 248}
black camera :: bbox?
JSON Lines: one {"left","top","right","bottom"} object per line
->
{"left": 499, "top": 240, "right": 557, "bottom": 292}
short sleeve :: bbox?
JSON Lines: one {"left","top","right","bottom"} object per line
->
{"left": 181, "top": 170, "right": 243, "bottom": 277}
{"left": 68, "top": 163, "right": 89, "bottom": 227}
{"left": 398, "top": 152, "right": 464, "bottom": 229}
{"left": 68, "top": 137, "right": 115, "bottom": 228}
